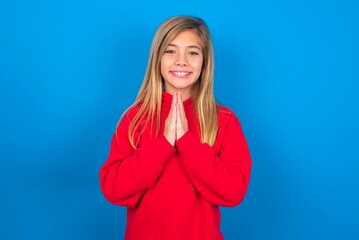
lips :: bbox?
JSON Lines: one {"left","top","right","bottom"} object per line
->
{"left": 170, "top": 71, "right": 192, "bottom": 78}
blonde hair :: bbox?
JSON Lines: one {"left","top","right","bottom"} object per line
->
{"left": 122, "top": 16, "right": 218, "bottom": 148}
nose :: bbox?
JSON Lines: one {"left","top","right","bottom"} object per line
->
{"left": 175, "top": 53, "right": 188, "bottom": 67}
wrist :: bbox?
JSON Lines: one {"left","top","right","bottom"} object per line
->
{"left": 176, "top": 130, "right": 188, "bottom": 141}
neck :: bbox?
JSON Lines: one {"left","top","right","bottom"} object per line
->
{"left": 164, "top": 90, "right": 192, "bottom": 101}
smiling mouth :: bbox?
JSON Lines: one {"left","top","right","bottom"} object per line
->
{"left": 170, "top": 71, "right": 192, "bottom": 78}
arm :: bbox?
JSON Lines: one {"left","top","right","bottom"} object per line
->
{"left": 176, "top": 113, "right": 252, "bottom": 207}
{"left": 100, "top": 112, "right": 176, "bottom": 208}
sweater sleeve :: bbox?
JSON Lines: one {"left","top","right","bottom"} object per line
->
{"left": 100, "top": 112, "right": 176, "bottom": 208}
{"left": 176, "top": 113, "right": 252, "bottom": 207}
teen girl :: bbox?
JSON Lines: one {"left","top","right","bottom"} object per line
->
{"left": 100, "top": 16, "right": 252, "bottom": 240}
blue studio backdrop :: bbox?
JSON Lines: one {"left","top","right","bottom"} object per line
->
{"left": 1, "top": 0, "right": 358, "bottom": 239}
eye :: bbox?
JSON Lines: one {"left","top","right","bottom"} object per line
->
{"left": 164, "top": 49, "right": 176, "bottom": 54}
{"left": 189, "top": 51, "right": 200, "bottom": 56}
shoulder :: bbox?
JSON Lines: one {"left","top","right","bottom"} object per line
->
{"left": 116, "top": 104, "right": 142, "bottom": 130}
{"left": 216, "top": 104, "right": 242, "bottom": 130}
{"left": 217, "top": 104, "right": 238, "bottom": 120}
{"left": 122, "top": 104, "right": 141, "bottom": 121}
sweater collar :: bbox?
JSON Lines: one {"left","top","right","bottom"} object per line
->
{"left": 162, "top": 91, "right": 193, "bottom": 107}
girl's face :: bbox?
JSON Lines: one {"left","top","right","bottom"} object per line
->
{"left": 160, "top": 30, "right": 203, "bottom": 99}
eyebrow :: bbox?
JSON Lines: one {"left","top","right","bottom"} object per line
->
{"left": 167, "top": 43, "right": 201, "bottom": 50}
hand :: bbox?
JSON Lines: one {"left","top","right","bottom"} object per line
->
{"left": 175, "top": 92, "right": 188, "bottom": 140}
{"left": 164, "top": 92, "right": 189, "bottom": 146}
{"left": 164, "top": 92, "right": 177, "bottom": 146}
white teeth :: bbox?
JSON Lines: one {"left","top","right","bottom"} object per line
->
{"left": 173, "top": 72, "right": 189, "bottom": 76}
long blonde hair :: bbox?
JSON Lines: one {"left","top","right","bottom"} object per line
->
{"left": 123, "top": 16, "right": 218, "bottom": 148}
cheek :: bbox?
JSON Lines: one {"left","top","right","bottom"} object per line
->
{"left": 195, "top": 59, "right": 204, "bottom": 74}
{"left": 160, "top": 58, "right": 167, "bottom": 77}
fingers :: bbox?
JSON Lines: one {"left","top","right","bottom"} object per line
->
{"left": 175, "top": 93, "right": 181, "bottom": 122}
{"left": 170, "top": 92, "right": 176, "bottom": 120}
{"left": 175, "top": 92, "right": 188, "bottom": 140}
{"left": 164, "top": 92, "right": 177, "bottom": 146}
{"left": 177, "top": 92, "right": 187, "bottom": 121}
{"left": 164, "top": 92, "right": 188, "bottom": 144}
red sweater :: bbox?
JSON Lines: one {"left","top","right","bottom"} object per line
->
{"left": 100, "top": 92, "right": 252, "bottom": 240}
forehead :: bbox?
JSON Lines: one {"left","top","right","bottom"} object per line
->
{"left": 169, "top": 30, "right": 202, "bottom": 48}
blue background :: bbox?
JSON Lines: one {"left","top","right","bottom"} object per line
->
{"left": 1, "top": 0, "right": 358, "bottom": 239}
